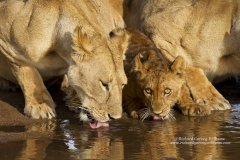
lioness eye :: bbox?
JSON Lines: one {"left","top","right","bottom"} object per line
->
{"left": 100, "top": 80, "right": 109, "bottom": 91}
{"left": 144, "top": 88, "right": 153, "bottom": 95}
{"left": 164, "top": 88, "right": 171, "bottom": 96}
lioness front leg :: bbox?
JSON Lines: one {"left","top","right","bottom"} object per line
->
{"left": 179, "top": 103, "right": 211, "bottom": 116}
{"left": 181, "top": 67, "right": 231, "bottom": 116}
{"left": 11, "top": 64, "right": 56, "bottom": 119}
{"left": 186, "top": 80, "right": 231, "bottom": 112}
{"left": 178, "top": 82, "right": 230, "bottom": 116}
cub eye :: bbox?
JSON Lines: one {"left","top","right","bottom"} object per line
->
{"left": 144, "top": 88, "right": 153, "bottom": 95}
{"left": 100, "top": 80, "right": 109, "bottom": 91}
{"left": 164, "top": 88, "right": 171, "bottom": 96}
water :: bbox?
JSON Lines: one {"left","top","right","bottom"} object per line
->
{"left": 0, "top": 84, "right": 240, "bottom": 160}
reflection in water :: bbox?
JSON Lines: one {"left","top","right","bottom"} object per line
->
{"left": 0, "top": 88, "right": 240, "bottom": 160}
{"left": 16, "top": 121, "right": 56, "bottom": 160}
{"left": 0, "top": 107, "right": 240, "bottom": 160}
{"left": 60, "top": 120, "right": 124, "bottom": 160}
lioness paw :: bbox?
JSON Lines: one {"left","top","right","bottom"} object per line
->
{"left": 181, "top": 104, "right": 211, "bottom": 116}
{"left": 25, "top": 103, "right": 56, "bottom": 119}
{"left": 27, "top": 120, "right": 56, "bottom": 133}
{"left": 208, "top": 98, "right": 231, "bottom": 111}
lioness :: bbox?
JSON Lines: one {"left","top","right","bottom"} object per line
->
{"left": 124, "top": 0, "right": 240, "bottom": 82}
{"left": 0, "top": 0, "right": 129, "bottom": 126}
{"left": 123, "top": 29, "right": 230, "bottom": 120}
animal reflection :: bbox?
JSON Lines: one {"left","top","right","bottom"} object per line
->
{"left": 60, "top": 122, "right": 124, "bottom": 160}
{"left": 138, "top": 111, "right": 230, "bottom": 159}
{"left": 16, "top": 121, "right": 56, "bottom": 160}
{"left": 57, "top": 110, "right": 231, "bottom": 160}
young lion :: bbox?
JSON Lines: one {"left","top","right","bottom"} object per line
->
{"left": 123, "top": 30, "right": 231, "bottom": 120}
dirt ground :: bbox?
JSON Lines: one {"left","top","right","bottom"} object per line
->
{"left": 0, "top": 101, "right": 30, "bottom": 126}
{"left": 0, "top": 85, "right": 64, "bottom": 143}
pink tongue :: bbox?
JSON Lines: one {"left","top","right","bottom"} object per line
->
{"left": 89, "top": 121, "right": 109, "bottom": 129}
{"left": 153, "top": 115, "right": 163, "bottom": 121}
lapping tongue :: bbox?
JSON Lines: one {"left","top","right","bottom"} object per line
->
{"left": 152, "top": 115, "right": 164, "bottom": 121}
{"left": 89, "top": 120, "right": 109, "bottom": 129}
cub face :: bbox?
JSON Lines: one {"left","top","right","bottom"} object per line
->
{"left": 125, "top": 50, "right": 231, "bottom": 121}
{"left": 126, "top": 51, "right": 185, "bottom": 120}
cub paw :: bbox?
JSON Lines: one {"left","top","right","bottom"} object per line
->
{"left": 130, "top": 110, "right": 139, "bottom": 119}
{"left": 24, "top": 103, "right": 56, "bottom": 119}
{"left": 181, "top": 104, "right": 211, "bottom": 116}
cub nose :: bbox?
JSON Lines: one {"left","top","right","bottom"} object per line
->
{"left": 152, "top": 107, "right": 163, "bottom": 115}
{"left": 108, "top": 113, "right": 122, "bottom": 120}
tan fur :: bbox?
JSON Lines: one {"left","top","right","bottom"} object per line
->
{"left": 123, "top": 30, "right": 230, "bottom": 120}
{"left": 0, "top": 0, "right": 129, "bottom": 121}
{"left": 124, "top": 0, "right": 240, "bottom": 82}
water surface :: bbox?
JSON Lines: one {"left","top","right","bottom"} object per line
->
{"left": 0, "top": 83, "right": 239, "bottom": 160}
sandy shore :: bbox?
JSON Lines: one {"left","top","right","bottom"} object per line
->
{"left": 0, "top": 100, "right": 55, "bottom": 142}
{"left": 0, "top": 101, "right": 31, "bottom": 126}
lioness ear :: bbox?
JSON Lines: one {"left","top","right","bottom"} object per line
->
{"left": 109, "top": 28, "right": 129, "bottom": 57}
{"left": 170, "top": 56, "right": 186, "bottom": 74}
{"left": 72, "top": 26, "right": 102, "bottom": 59}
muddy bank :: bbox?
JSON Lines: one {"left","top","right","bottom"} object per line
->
{"left": 0, "top": 100, "right": 56, "bottom": 143}
{"left": 0, "top": 101, "right": 31, "bottom": 126}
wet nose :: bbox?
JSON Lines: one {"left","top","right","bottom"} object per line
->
{"left": 108, "top": 113, "right": 122, "bottom": 120}
{"left": 152, "top": 108, "right": 163, "bottom": 115}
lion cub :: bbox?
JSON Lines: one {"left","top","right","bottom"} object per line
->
{"left": 123, "top": 29, "right": 231, "bottom": 120}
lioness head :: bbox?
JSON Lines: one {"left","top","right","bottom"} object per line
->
{"left": 126, "top": 51, "right": 185, "bottom": 120}
{"left": 63, "top": 27, "right": 129, "bottom": 128}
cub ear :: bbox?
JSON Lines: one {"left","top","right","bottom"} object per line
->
{"left": 170, "top": 56, "right": 186, "bottom": 74}
{"left": 131, "top": 54, "right": 144, "bottom": 79}
{"left": 72, "top": 26, "right": 103, "bottom": 59}
{"left": 131, "top": 52, "right": 150, "bottom": 80}
{"left": 132, "top": 54, "right": 143, "bottom": 72}
{"left": 109, "top": 28, "right": 129, "bottom": 56}
{"left": 61, "top": 74, "right": 69, "bottom": 91}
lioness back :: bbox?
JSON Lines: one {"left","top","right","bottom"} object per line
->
{"left": 124, "top": 0, "right": 240, "bottom": 81}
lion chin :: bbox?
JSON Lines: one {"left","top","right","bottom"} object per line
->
{"left": 78, "top": 111, "right": 109, "bottom": 129}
